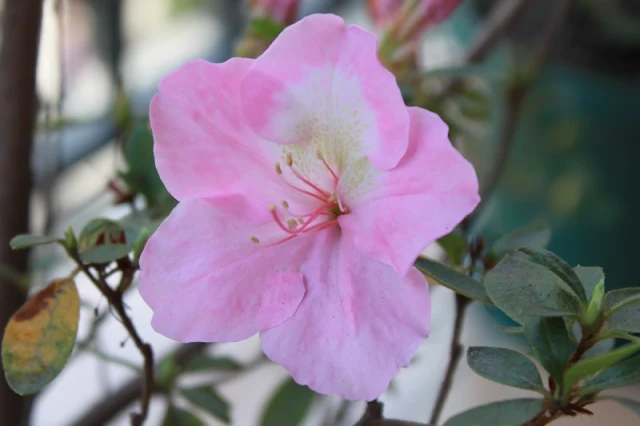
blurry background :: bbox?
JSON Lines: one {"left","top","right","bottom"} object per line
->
{"left": 1, "top": 0, "right": 639, "bottom": 425}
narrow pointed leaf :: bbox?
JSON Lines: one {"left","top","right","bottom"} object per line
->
{"left": 493, "top": 220, "right": 551, "bottom": 256}
{"left": 518, "top": 248, "right": 587, "bottom": 303}
{"left": 565, "top": 342, "right": 640, "bottom": 391}
{"left": 163, "top": 405, "right": 204, "bottom": 426}
{"left": 575, "top": 266, "right": 604, "bottom": 300}
{"left": 467, "top": 347, "right": 545, "bottom": 392}
{"left": 443, "top": 399, "right": 545, "bottom": 426}
{"left": 605, "top": 288, "right": 640, "bottom": 333}
{"left": 10, "top": 234, "right": 62, "bottom": 250}
{"left": 524, "top": 317, "right": 570, "bottom": 383}
{"left": 580, "top": 355, "right": 640, "bottom": 394}
{"left": 181, "top": 386, "right": 230, "bottom": 424}
{"left": 183, "top": 356, "right": 241, "bottom": 373}
{"left": 2, "top": 279, "right": 80, "bottom": 394}
{"left": 484, "top": 255, "right": 580, "bottom": 324}
{"left": 415, "top": 257, "right": 491, "bottom": 304}
{"left": 260, "top": 378, "right": 315, "bottom": 426}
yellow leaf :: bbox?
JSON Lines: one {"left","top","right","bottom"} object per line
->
{"left": 2, "top": 278, "right": 80, "bottom": 395}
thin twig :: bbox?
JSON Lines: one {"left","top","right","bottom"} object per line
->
{"left": 356, "top": 400, "right": 429, "bottom": 426}
{"left": 428, "top": 239, "right": 482, "bottom": 425}
{"left": 428, "top": 294, "right": 470, "bottom": 425}
{"left": 470, "top": 0, "right": 573, "bottom": 226}
{"left": 71, "top": 255, "right": 154, "bottom": 426}
{"left": 432, "top": 0, "right": 534, "bottom": 101}
{"left": 71, "top": 343, "right": 208, "bottom": 426}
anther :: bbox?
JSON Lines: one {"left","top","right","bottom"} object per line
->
{"left": 316, "top": 149, "right": 323, "bottom": 160}
{"left": 281, "top": 200, "right": 289, "bottom": 209}
{"left": 286, "top": 219, "right": 298, "bottom": 231}
{"left": 298, "top": 218, "right": 304, "bottom": 224}
{"left": 286, "top": 153, "right": 293, "bottom": 167}
{"left": 251, "top": 236, "right": 260, "bottom": 244}
{"left": 275, "top": 162, "right": 283, "bottom": 175}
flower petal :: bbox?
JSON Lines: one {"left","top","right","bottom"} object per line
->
{"left": 241, "top": 13, "right": 409, "bottom": 170}
{"left": 260, "top": 231, "right": 430, "bottom": 401}
{"left": 139, "top": 195, "right": 311, "bottom": 342}
{"left": 150, "top": 58, "right": 281, "bottom": 202}
{"left": 339, "top": 107, "right": 480, "bottom": 276}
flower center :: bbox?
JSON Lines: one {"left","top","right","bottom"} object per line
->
{"left": 251, "top": 151, "right": 347, "bottom": 246}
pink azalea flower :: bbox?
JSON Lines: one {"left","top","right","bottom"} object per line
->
{"left": 139, "top": 14, "right": 479, "bottom": 401}
{"left": 249, "top": 0, "right": 299, "bottom": 26}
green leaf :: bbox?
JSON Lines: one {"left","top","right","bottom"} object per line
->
{"left": 10, "top": 234, "right": 62, "bottom": 250}
{"left": 493, "top": 221, "right": 551, "bottom": 256}
{"left": 564, "top": 342, "right": 640, "bottom": 391}
{"left": 183, "top": 355, "right": 241, "bottom": 373}
{"left": 163, "top": 405, "right": 204, "bottom": 426}
{"left": 414, "top": 257, "right": 492, "bottom": 304}
{"left": 250, "top": 17, "right": 286, "bottom": 39}
{"left": 79, "top": 245, "right": 132, "bottom": 264}
{"left": 524, "top": 317, "right": 571, "bottom": 384}
{"left": 77, "top": 218, "right": 132, "bottom": 264}
{"left": 575, "top": 266, "right": 605, "bottom": 300}
{"left": 443, "top": 398, "right": 545, "bottom": 426}
{"left": 580, "top": 355, "right": 640, "bottom": 394}
{"left": 181, "top": 386, "right": 230, "bottom": 424}
{"left": 518, "top": 248, "right": 587, "bottom": 303}
{"left": 484, "top": 255, "right": 580, "bottom": 324}
{"left": 437, "top": 231, "right": 467, "bottom": 265}
{"left": 121, "top": 122, "right": 175, "bottom": 211}
{"left": 605, "top": 288, "right": 640, "bottom": 333}
{"left": 260, "top": 378, "right": 315, "bottom": 426}
{"left": 467, "top": 347, "right": 545, "bottom": 392}
{"left": 2, "top": 279, "right": 80, "bottom": 394}
{"left": 605, "top": 397, "right": 640, "bottom": 417}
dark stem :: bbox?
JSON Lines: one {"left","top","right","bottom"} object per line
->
{"left": 356, "top": 400, "right": 429, "bottom": 426}
{"left": 0, "top": 0, "right": 44, "bottom": 425}
{"left": 432, "top": 0, "right": 534, "bottom": 101}
{"left": 71, "top": 343, "right": 208, "bottom": 426}
{"left": 428, "top": 294, "right": 471, "bottom": 426}
{"left": 469, "top": 0, "right": 573, "bottom": 225}
{"left": 71, "top": 257, "right": 154, "bottom": 426}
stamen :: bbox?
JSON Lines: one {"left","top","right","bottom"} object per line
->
{"left": 269, "top": 205, "right": 295, "bottom": 234}
{"left": 297, "top": 218, "right": 305, "bottom": 224}
{"left": 286, "top": 219, "right": 298, "bottom": 231}
{"left": 299, "top": 220, "right": 339, "bottom": 234}
{"left": 279, "top": 179, "right": 328, "bottom": 202}
{"left": 337, "top": 195, "right": 347, "bottom": 213}
{"left": 281, "top": 200, "right": 289, "bottom": 209}
{"left": 286, "top": 153, "right": 293, "bottom": 167}
{"left": 275, "top": 162, "right": 283, "bottom": 175}
{"left": 316, "top": 149, "right": 339, "bottom": 182}
{"left": 288, "top": 165, "right": 331, "bottom": 198}
{"left": 250, "top": 236, "right": 260, "bottom": 244}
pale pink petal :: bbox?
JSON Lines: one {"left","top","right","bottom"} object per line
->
{"left": 150, "top": 58, "right": 281, "bottom": 202}
{"left": 139, "top": 195, "right": 312, "bottom": 342}
{"left": 339, "top": 107, "right": 480, "bottom": 275}
{"left": 260, "top": 231, "right": 430, "bottom": 401}
{"left": 241, "top": 13, "right": 409, "bottom": 170}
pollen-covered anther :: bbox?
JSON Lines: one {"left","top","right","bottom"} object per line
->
{"left": 286, "top": 219, "right": 298, "bottom": 231}
{"left": 297, "top": 218, "right": 304, "bottom": 224}
{"left": 275, "top": 162, "right": 283, "bottom": 175}
{"left": 286, "top": 153, "right": 293, "bottom": 167}
{"left": 250, "top": 236, "right": 260, "bottom": 244}
{"left": 281, "top": 200, "right": 289, "bottom": 209}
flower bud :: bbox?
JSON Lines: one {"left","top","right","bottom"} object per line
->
{"left": 249, "top": 0, "right": 299, "bottom": 26}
